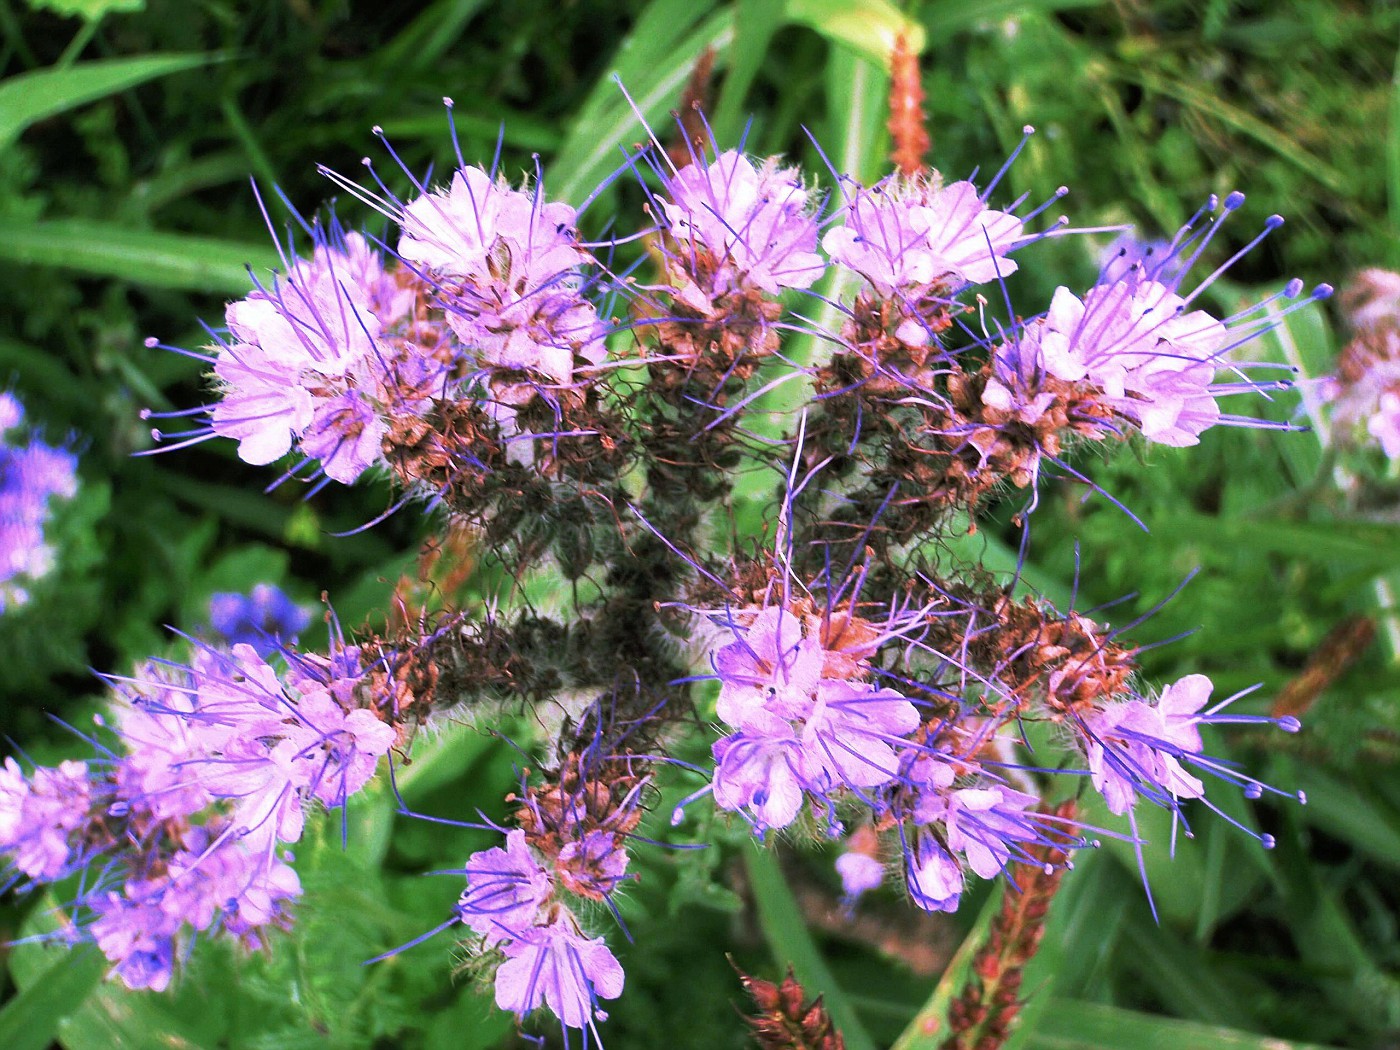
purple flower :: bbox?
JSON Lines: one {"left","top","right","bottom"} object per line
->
{"left": 905, "top": 832, "right": 963, "bottom": 913}
{"left": 0, "top": 393, "right": 22, "bottom": 432}
{"left": 0, "top": 397, "right": 77, "bottom": 611}
{"left": 0, "top": 758, "right": 91, "bottom": 880}
{"left": 397, "top": 165, "right": 510, "bottom": 276}
{"left": 89, "top": 893, "right": 179, "bottom": 992}
{"left": 658, "top": 150, "right": 825, "bottom": 308}
{"left": 493, "top": 916, "right": 625, "bottom": 1031}
{"left": 712, "top": 711, "right": 806, "bottom": 832}
{"left": 396, "top": 166, "right": 606, "bottom": 406}
{"left": 556, "top": 830, "right": 630, "bottom": 900}
{"left": 1012, "top": 281, "right": 1226, "bottom": 447}
{"left": 208, "top": 583, "right": 311, "bottom": 657}
{"left": 457, "top": 829, "right": 553, "bottom": 946}
{"left": 114, "top": 665, "right": 216, "bottom": 821}
{"left": 113, "top": 641, "right": 393, "bottom": 848}
{"left": 299, "top": 391, "right": 389, "bottom": 485}
{"left": 713, "top": 607, "right": 824, "bottom": 727}
{"left": 206, "top": 228, "right": 422, "bottom": 484}
{"left": 940, "top": 784, "right": 1041, "bottom": 879}
{"left": 211, "top": 247, "right": 382, "bottom": 464}
{"left": 1082, "top": 674, "right": 1211, "bottom": 815}
{"left": 1098, "top": 232, "right": 1184, "bottom": 286}
{"left": 824, "top": 178, "right": 1022, "bottom": 298}
{"left": 1328, "top": 326, "right": 1400, "bottom": 458}
{"left": 1370, "top": 389, "right": 1400, "bottom": 457}
{"left": 707, "top": 603, "right": 919, "bottom": 831}
{"left": 800, "top": 681, "right": 919, "bottom": 792}
{"left": 161, "top": 836, "right": 301, "bottom": 946}
{"left": 835, "top": 850, "right": 885, "bottom": 900}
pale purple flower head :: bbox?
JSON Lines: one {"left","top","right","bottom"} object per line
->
{"left": 112, "top": 640, "right": 393, "bottom": 847}
{"left": 1327, "top": 327, "right": 1400, "bottom": 459}
{"left": 396, "top": 166, "right": 606, "bottom": 401}
{"left": 824, "top": 178, "right": 1022, "bottom": 298}
{"left": 0, "top": 758, "right": 91, "bottom": 880}
{"left": 713, "top": 607, "right": 824, "bottom": 727}
{"left": 493, "top": 916, "right": 625, "bottom": 1032}
{"left": 658, "top": 150, "right": 825, "bottom": 305}
{"left": 1369, "top": 389, "right": 1400, "bottom": 457}
{"left": 83, "top": 822, "right": 302, "bottom": 990}
{"left": 835, "top": 850, "right": 885, "bottom": 900}
{"left": 209, "top": 583, "right": 311, "bottom": 657}
{"left": 906, "top": 832, "right": 963, "bottom": 913}
{"left": 940, "top": 784, "right": 1042, "bottom": 879}
{"left": 0, "top": 399, "right": 78, "bottom": 611}
{"left": 89, "top": 893, "right": 178, "bottom": 992}
{"left": 557, "top": 830, "right": 630, "bottom": 899}
{"left": 458, "top": 829, "right": 553, "bottom": 946}
{"left": 299, "top": 391, "right": 389, "bottom": 484}
{"left": 211, "top": 240, "right": 384, "bottom": 466}
{"left": 712, "top": 712, "right": 806, "bottom": 832}
{"left": 1082, "top": 673, "right": 1212, "bottom": 815}
{"left": 800, "top": 680, "right": 920, "bottom": 793}
{"left": 1098, "top": 232, "right": 1185, "bottom": 286}
{"left": 1013, "top": 281, "right": 1227, "bottom": 447}
{"left": 707, "top": 603, "right": 919, "bottom": 832}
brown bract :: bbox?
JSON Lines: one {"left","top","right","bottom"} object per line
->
{"left": 738, "top": 966, "right": 847, "bottom": 1050}
{"left": 511, "top": 751, "right": 647, "bottom": 901}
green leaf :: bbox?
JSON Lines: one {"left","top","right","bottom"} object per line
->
{"left": 551, "top": 0, "right": 732, "bottom": 206}
{"left": 0, "top": 53, "right": 214, "bottom": 148}
{"left": 0, "top": 944, "right": 106, "bottom": 1050}
{"left": 711, "top": 0, "right": 786, "bottom": 144}
{"left": 1386, "top": 38, "right": 1400, "bottom": 266}
{"left": 744, "top": 840, "right": 877, "bottom": 1050}
{"left": 788, "top": 0, "right": 926, "bottom": 63}
{"left": 0, "top": 219, "right": 275, "bottom": 293}
{"left": 25, "top": 0, "right": 143, "bottom": 19}
{"left": 923, "top": 0, "right": 1107, "bottom": 38}
{"left": 1028, "top": 1000, "right": 1334, "bottom": 1050}
{"left": 890, "top": 885, "right": 1002, "bottom": 1049}
{"left": 1291, "top": 762, "right": 1400, "bottom": 870}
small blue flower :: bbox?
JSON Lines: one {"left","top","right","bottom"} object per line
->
{"left": 208, "top": 583, "right": 311, "bottom": 656}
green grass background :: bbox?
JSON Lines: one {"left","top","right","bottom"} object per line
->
{"left": 1, "top": 1, "right": 1399, "bottom": 1047}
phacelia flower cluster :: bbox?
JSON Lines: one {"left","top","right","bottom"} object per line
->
{"left": 51, "top": 97, "right": 1325, "bottom": 1044}
{"left": 0, "top": 392, "right": 77, "bottom": 611}
{"left": 1328, "top": 268, "right": 1400, "bottom": 459}
{"left": 0, "top": 639, "right": 397, "bottom": 990}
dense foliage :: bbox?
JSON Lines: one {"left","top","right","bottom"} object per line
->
{"left": 2, "top": 2, "right": 1398, "bottom": 1049}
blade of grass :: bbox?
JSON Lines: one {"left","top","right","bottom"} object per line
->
{"left": 744, "top": 840, "right": 877, "bottom": 1050}
{"left": 890, "top": 884, "right": 1003, "bottom": 1049}
{"left": 0, "top": 219, "right": 276, "bottom": 294}
{"left": 551, "top": 0, "right": 729, "bottom": 204}
{"left": 787, "top": 0, "right": 926, "bottom": 63}
{"left": 1385, "top": 38, "right": 1400, "bottom": 265}
{"left": 728, "top": 46, "right": 889, "bottom": 542}
{"left": 1028, "top": 1000, "right": 1334, "bottom": 1050}
{"left": 0, "top": 52, "right": 217, "bottom": 147}
{"left": 710, "top": 0, "right": 786, "bottom": 145}
{"left": 376, "top": 0, "right": 489, "bottom": 76}
{"left": 0, "top": 944, "right": 107, "bottom": 1050}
